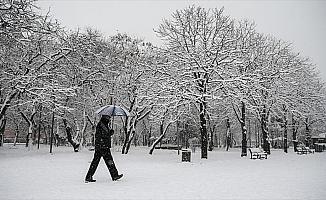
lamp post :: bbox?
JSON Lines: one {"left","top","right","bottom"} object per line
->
{"left": 37, "top": 105, "right": 42, "bottom": 149}
{"left": 177, "top": 120, "right": 180, "bottom": 155}
{"left": 49, "top": 110, "right": 55, "bottom": 153}
{"left": 49, "top": 98, "right": 55, "bottom": 154}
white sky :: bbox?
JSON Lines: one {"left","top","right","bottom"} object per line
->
{"left": 37, "top": 0, "right": 326, "bottom": 81}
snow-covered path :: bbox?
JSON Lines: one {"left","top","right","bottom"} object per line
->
{"left": 0, "top": 144, "right": 325, "bottom": 200}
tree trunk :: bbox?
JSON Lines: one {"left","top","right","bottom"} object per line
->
{"left": 230, "top": 131, "right": 233, "bottom": 148}
{"left": 21, "top": 111, "right": 37, "bottom": 148}
{"left": 26, "top": 126, "right": 33, "bottom": 148}
{"left": 0, "top": 118, "right": 6, "bottom": 147}
{"left": 283, "top": 107, "right": 288, "bottom": 153}
{"left": 63, "top": 119, "right": 80, "bottom": 152}
{"left": 142, "top": 121, "right": 148, "bottom": 146}
{"left": 122, "top": 116, "right": 130, "bottom": 154}
{"left": 199, "top": 101, "right": 208, "bottom": 159}
{"left": 122, "top": 115, "right": 140, "bottom": 154}
{"left": 125, "top": 130, "right": 135, "bottom": 154}
{"left": 74, "top": 118, "right": 81, "bottom": 145}
{"left": 122, "top": 131, "right": 129, "bottom": 154}
{"left": 261, "top": 105, "right": 270, "bottom": 154}
{"left": 14, "top": 123, "right": 19, "bottom": 146}
{"left": 255, "top": 121, "right": 259, "bottom": 148}
{"left": 148, "top": 126, "right": 152, "bottom": 147}
{"left": 50, "top": 112, "right": 55, "bottom": 153}
{"left": 208, "top": 119, "right": 216, "bottom": 151}
{"left": 208, "top": 130, "right": 214, "bottom": 151}
{"left": 292, "top": 114, "right": 298, "bottom": 152}
{"left": 86, "top": 115, "right": 96, "bottom": 147}
{"left": 240, "top": 102, "right": 247, "bottom": 157}
{"left": 0, "top": 90, "right": 18, "bottom": 146}
{"left": 43, "top": 125, "right": 48, "bottom": 145}
{"left": 80, "top": 110, "right": 88, "bottom": 147}
{"left": 149, "top": 123, "right": 172, "bottom": 154}
{"left": 149, "top": 127, "right": 163, "bottom": 154}
{"left": 226, "top": 118, "right": 231, "bottom": 151}
{"left": 231, "top": 101, "right": 247, "bottom": 156}
{"left": 122, "top": 96, "right": 136, "bottom": 154}
{"left": 122, "top": 108, "right": 151, "bottom": 154}
{"left": 55, "top": 120, "right": 60, "bottom": 147}
{"left": 37, "top": 106, "right": 42, "bottom": 149}
{"left": 304, "top": 118, "right": 311, "bottom": 147}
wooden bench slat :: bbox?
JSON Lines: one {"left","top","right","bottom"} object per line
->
{"left": 297, "top": 146, "right": 314, "bottom": 154}
{"left": 248, "top": 148, "right": 268, "bottom": 159}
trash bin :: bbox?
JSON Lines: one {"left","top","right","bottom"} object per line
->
{"left": 181, "top": 150, "right": 191, "bottom": 162}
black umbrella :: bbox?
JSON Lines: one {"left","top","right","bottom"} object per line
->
{"left": 95, "top": 105, "right": 130, "bottom": 129}
{"left": 96, "top": 105, "right": 130, "bottom": 116}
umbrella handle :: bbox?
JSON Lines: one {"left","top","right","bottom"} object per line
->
{"left": 111, "top": 105, "right": 116, "bottom": 130}
{"left": 111, "top": 116, "right": 114, "bottom": 130}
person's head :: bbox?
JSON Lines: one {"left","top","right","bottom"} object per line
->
{"left": 101, "top": 115, "right": 111, "bottom": 123}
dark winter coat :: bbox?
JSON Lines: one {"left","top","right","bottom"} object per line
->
{"left": 95, "top": 119, "right": 113, "bottom": 150}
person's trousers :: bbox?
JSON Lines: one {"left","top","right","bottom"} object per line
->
{"left": 85, "top": 148, "right": 119, "bottom": 180}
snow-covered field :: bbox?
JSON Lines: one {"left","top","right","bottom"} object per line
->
{"left": 0, "top": 144, "right": 325, "bottom": 200}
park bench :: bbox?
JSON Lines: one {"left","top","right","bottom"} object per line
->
{"left": 248, "top": 148, "right": 268, "bottom": 159}
{"left": 304, "top": 147, "right": 315, "bottom": 154}
{"left": 297, "top": 146, "right": 314, "bottom": 155}
{"left": 296, "top": 147, "right": 307, "bottom": 154}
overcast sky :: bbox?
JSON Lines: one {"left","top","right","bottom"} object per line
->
{"left": 37, "top": 0, "right": 326, "bottom": 81}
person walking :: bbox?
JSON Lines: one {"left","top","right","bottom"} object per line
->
{"left": 85, "top": 115, "right": 123, "bottom": 183}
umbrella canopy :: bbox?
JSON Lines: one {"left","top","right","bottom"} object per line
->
{"left": 96, "top": 105, "right": 130, "bottom": 116}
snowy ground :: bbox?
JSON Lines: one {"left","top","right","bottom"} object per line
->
{"left": 0, "top": 144, "right": 325, "bottom": 200}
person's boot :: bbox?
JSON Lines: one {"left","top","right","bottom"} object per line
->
{"left": 74, "top": 143, "right": 80, "bottom": 152}
{"left": 112, "top": 174, "right": 123, "bottom": 181}
{"left": 85, "top": 177, "right": 96, "bottom": 183}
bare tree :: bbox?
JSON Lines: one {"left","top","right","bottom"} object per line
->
{"left": 156, "top": 6, "right": 239, "bottom": 159}
{"left": 0, "top": 0, "right": 74, "bottom": 146}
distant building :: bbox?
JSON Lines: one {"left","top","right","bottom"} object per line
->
{"left": 312, "top": 133, "right": 326, "bottom": 152}
{"left": 311, "top": 133, "right": 326, "bottom": 144}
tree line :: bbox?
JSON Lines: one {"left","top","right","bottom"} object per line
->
{"left": 1, "top": 1, "right": 325, "bottom": 158}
